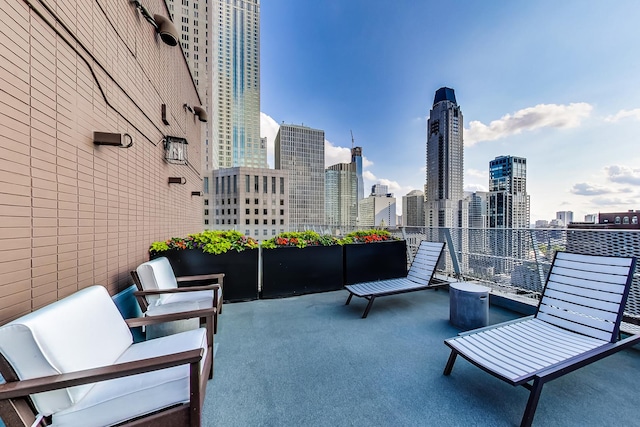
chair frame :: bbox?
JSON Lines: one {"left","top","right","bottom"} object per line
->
{"left": 443, "top": 251, "right": 640, "bottom": 427}
{"left": 0, "top": 308, "right": 215, "bottom": 427}
{"left": 131, "top": 269, "right": 224, "bottom": 333}
{"left": 345, "top": 241, "right": 446, "bottom": 318}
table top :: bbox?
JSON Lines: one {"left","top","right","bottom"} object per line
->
{"left": 450, "top": 281, "right": 490, "bottom": 293}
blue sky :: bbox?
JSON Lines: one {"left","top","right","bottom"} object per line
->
{"left": 258, "top": 0, "right": 640, "bottom": 222}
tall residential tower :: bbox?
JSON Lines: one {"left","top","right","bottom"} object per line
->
{"left": 425, "top": 87, "right": 467, "bottom": 229}
{"left": 213, "top": 0, "right": 264, "bottom": 170}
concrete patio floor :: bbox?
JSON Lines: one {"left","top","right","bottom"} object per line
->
{"left": 203, "top": 288, "right": 640, "bottom": 427}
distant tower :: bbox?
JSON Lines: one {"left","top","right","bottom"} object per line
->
{"left": 275, "top": 124, "right": 325, "bottom": 229}
{"left": 351, "top": 146, "right": 365, "bottom": 204}
{"left": 212, "top": 0, "right": 264, "bottom": 169}
{"left": 402, "top": 190, "right": 425, "bottom": 227}
{"left": 425, "top": 87, "right": 467, "bottom": 228}
{"left": 556, "top": 211, "right": 574, "bottom": 226}
{"left": 425, "top": 87, "right": 468, "bottom": 272}
{"left": 488, "top": 155, "right": 531, "bottom": 273}
{"left": 325, "top": 163, "right": 358, "bottom": 228}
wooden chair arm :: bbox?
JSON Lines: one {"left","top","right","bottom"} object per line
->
{"left": 124, "top": 307, "right": 216, "bottom": 328}
{"left": 134, "top": 284, "right": 220, "bottom": 296}
{"left": 0, "top": 349, "right": 203, "bottom": 400}
{"left": 176, "top": 273, "right": 224, "bottom": 284}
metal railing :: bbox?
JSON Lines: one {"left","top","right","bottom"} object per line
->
{"left": 390, "top": 226, "right": 640, "bottom": 324}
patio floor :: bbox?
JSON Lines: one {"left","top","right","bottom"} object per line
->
{"left": 203, "top": 288, "right": 640, "bottom": 426}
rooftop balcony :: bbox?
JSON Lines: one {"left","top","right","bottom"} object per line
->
{"left": 202, "top": 287, "right": 640, "bottom": 426}
{"left": 189, "top": 226, "right": 640, "bottom": 426}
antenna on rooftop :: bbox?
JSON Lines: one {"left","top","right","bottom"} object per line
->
{"left": 350, "top": 130, "right": 355, "bottom": 149}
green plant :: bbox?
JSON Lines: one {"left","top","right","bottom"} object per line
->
{"left": 260, "top": 231, "right": 339, "bottom": 249}
{"left": 149, "top": 230, "right": 259, "bottom": 255}
{"left": 340, "top": 229, "right": 396, "bottom": 244}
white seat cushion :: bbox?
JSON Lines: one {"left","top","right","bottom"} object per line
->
{"left": 52, "top": 328, "right": 208, "bottom": 427}
{"left": 0, "top": 286, "right": 133, "bottom": 415}
{"left": 136, "top": 257, "right": 181, "bottom": 305}
{"left": 162, "top": 290, "right": 214, "bottom": 309}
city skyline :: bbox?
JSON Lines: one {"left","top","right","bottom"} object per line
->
{"left": 258, "top": 0, "right": 640, "bottom": 222}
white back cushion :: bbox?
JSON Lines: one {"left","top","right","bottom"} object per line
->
{"left": 136, "top": 257, "right": 180, "bottom": 305}
{"left": 0, "top": 286, "right": 133, "bottom": 415}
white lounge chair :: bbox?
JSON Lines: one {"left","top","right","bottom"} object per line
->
{"left": 0, "top": 285, "right": 213, "bottom": 427}
{"left": 345, "top": 241, "right": 445, "bottom": 318}
{"left": 443, "top": 252, "right": 639, "bottom": 427}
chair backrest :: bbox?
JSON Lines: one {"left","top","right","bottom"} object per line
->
{"left": 407, "top": 241, "right": 445, "bottom": 285}
{"left": 0, "top": 286, "right": 133, "bottom": 415}
{"left": 136, "top": 257, "right": 180, "bottom": 306}
{"left": 537, "top": 252, "right": 636, "bottom": 343}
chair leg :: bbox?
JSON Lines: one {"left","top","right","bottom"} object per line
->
{"left": 520, "top": 378, "right": 544, "bottom": 427}
{"left": 213, "top": 313, "right": 218, "bottom": 334}
{"left": 443, "top": 350, "right": 458, "bottom": 375}
{"left": 345, "top": 293, "right": 353, "bottom": 305}
{"left": 362, "top": 296, "right": 376, "bottom": 318}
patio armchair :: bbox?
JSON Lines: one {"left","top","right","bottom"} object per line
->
{"left": 132, "top": 257, "right": 224, "bottom": 334}
{"left": 0, "top": 285, "right": 214, "bottom": 427}
{"left": 345, "top": 241, "right": 445, "bottom": 318}
{"left": 443, "top": 251, "right": 640, "bottom": 427}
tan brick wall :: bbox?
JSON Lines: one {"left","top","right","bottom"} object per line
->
{"left": 0, "top": 0, "right": 205, "bottom": 323}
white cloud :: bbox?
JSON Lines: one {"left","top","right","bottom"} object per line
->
{"left": 325, "top": 140, "right": 351, "bottom": 166}
{"left": 363, "top": 170, "right": 377, "bottom": 181}
{"left": 466, "top": 168, "right": 488, "bottom": 179}
{"left": 465, "top": 183, "right": 488, "bottom": 192}
{"left": 465, "top": 103, "right": 593, "bottom": 146}
{"left": 590, "top": 196, "right": 637, "bottom": 206}
{"left": 260, "top": 112, "right": 280, "bottom": 168}
{"left": 570, "top": 182, "right": 610, "bottom": 196}
{"left": 604, "top": 108, "right": 640, "bottom": 122}
{"left": 606, "top": 165, "right": 640, "bottom": 186}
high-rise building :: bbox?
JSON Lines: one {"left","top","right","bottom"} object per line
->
{"left": 425, "top": 87, "right": 468, "bottom": 271}
{"left": 425, "top": 87, "right": 467, "bottom": 229}
{"left": 488, "top": 156, "right": 530, "bottom": 229}
{"left": 351, "top": 147, "right": 365, "bottom": 204}
{"left": 275, "top": 124, "right": 325, "bottom": 229}
{"left": 556, "top": 211, "right": 574, "bottom": 226}
{"left": 209, "top": 167, "right": 289, "bottom": 238}
{"left": 212, "top": 0, "right": 264, "bottom": 170}
{"left": 488, "top": 155, "right": 531, "bottom": 273}
{"left": 359, "top": 189, "right": 397, "bottom": 228}
{"left": 325, "top": 163, "right": 358, "bottom": 228}
{"left": 167, "top": 0, "right": 213, "bottom": 172}
{"left": 402, "top": 190, "right": 425, "bottom": 227}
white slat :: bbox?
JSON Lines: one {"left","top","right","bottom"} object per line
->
{"left": 553, "top": 258, "right": 633, "bottom": 276}
{"left": 540, "top": 296, "right": 618, "bottom": 322}
{"left": 543, "top": 288, "right": 620, "bottom": 313}
{"left": 556, "top": 252, "right": 633, "bottom": 267}
{"left": 551, "top": 265, "right": 630, "bottom": 285}
{"left": 547, "top": 274, "right": 624, "bottom": 303}
{"left": 536, "top": 311, "right": 614, "bottom": 341}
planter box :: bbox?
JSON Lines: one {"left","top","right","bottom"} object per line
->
{"left": 343, "top": 240, "right": 407, "bottom": 285}
{"left": 261, "top": 245, "right": 344, "bottom": 298}
{"left": 151, "top": 249, "right": 259, "bottom": 302}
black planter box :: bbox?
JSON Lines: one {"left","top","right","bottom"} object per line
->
{"left": 261, "top": 245, "right": 344, "bottom": 298}
{"left": 150, "top": 249, "right": 259, "bottom": 302}
{"left": 343, "top": 240, "right": 407, "bottom": 285}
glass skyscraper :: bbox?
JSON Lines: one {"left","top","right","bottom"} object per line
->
{"left": 213, "top": 0, "right": 265, "bottom": 170}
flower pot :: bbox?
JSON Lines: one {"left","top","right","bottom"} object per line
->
{"left": 151, "top": 249, "right": 259, "bottom": 302}
{"left": 343, "top": 240, "right": 407, "bottom": 285}
{"left": 261, "top": 245, "right": 344, "bottom": 298}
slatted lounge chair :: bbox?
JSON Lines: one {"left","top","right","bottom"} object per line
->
{"left": 443, "top": 251, "right": 639, "bottom": 427}
{"left": 345, "top": 241, "right": 445, "bottom": 318}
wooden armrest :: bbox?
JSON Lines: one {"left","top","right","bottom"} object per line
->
{"left": 124, "top": 307, "right": 216, "bottom": 328}
{"left": 176, "top": 273, "right": 224, "bottom": 284}
{"left": 134, "top": 284, "right": 220, "bottom": 296}
{"left": 0, "top": 349, "right": 203, "bottom": 400}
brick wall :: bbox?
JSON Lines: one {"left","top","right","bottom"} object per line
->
{"left": 0, "top": 0, "right": 205, "bottom": 323}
